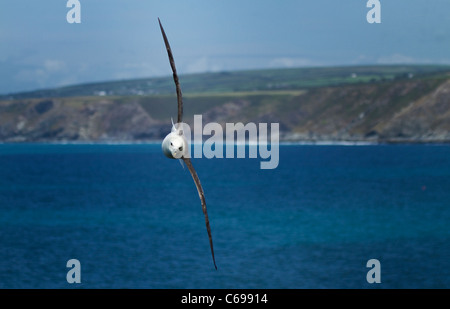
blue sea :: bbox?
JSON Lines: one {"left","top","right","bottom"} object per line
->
{"left": 0, "top": 143, "right": 449, "bottom": 289}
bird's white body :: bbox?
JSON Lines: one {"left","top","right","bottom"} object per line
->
{"left": 162, "top": 128, "right": 188, "bottom": 159}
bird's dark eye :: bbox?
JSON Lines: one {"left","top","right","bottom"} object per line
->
{"left": 179, "top": 147, "right": 183, "bottom": 151}
{"left": 170, "top": 142, "right": 173, "bottom": 146}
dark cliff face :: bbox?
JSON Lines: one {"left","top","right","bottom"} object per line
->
{"left": 0, "top": 75, "right": 449, "bottom": 143}
{"left": 276, "top": 77, "right": 450, "bottom": 142}
{"left": 0, "top": 98, "right": 168, "bottom": 142}
{"left": 376, "top": 80, "right": 450, "bottom": 142}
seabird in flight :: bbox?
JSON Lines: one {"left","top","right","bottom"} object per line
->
{"left": 158, "top": 18, "right": 217, "bottom": 270}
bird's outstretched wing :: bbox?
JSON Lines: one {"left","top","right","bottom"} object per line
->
{"left": 158, "top": 18, "right": 183, "bottom": 124}
{"left": 182, "top": 157, "right": 217, "bottom": 270}
{"left": 159, "top": 18, "right": 217, "bottom": 270}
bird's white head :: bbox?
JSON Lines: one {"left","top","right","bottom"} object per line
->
{"left": 162, "top": 130, "right": 188, "bottom": 159}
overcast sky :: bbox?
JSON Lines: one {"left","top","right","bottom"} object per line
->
{"left": 1, "top": 0, "right": 450, "bottom": 94}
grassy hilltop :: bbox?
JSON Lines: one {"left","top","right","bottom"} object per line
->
{"left": 1, "top": 65, "right": 450, "bottom": 143}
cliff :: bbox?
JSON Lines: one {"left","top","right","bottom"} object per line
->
{"left": 1, "top": 65, "right": 450, "bottom": 143}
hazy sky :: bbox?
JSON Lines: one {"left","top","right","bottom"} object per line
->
{"left": 1, "top": 0, "right": 450, "bottom": 94}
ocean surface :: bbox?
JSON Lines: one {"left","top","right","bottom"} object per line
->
{"left": 0, "top": 143, "right": 449, "bottom": 289}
